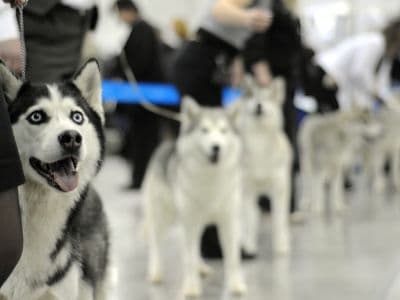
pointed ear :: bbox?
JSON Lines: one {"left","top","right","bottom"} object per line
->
{"left": 181, "top": 95, "right": 201, "bottom": 123}
{"left": 0, "top": 60, "right": 22, "bottom": 104}
{"left": 73, "top": 59, "right": 104, "bottom": 123}
{"left": 272, "top": 77, "right": 286, "bottom": 105}
{"left": 226, "top": 99, "right": 242, "bottom": 126}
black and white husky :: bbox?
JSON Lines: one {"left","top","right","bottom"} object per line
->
{"left": 0, "top": 60, "right": 109, "bottom": 300}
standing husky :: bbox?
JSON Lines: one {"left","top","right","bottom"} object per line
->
{"left": 298, "top": 109, "right": 381, "bottom": 214}
{"left": 238, "top": 77, "right": 292, "bottom": 256}
{"left": 0, "top": 60, "right": 109, "bottom": 300}
{"left": 142, "top": 97, "right": 246, "bottom": 297}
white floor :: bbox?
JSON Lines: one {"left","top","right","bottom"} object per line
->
{"left": 94, "top": 156, "right": 400, "bottom": 300}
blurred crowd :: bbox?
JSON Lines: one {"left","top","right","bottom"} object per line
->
{"left": 1, "top": 0, "right": 400, "bottom": 191}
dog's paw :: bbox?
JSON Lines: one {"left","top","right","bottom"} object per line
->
{"left": 148, "top": 270, "right": 163, "bottom": 284}
{"left": 199, "top": 261, "right": 213, "bottom": 277}
{"left": 182, "top": 279, "right": 202, "bottom": 298}
{"left": 228, "top": 277, "right": 247, "bottom": 296}
{"left": 274, "top": 235, "right": 291, "bottom": 256}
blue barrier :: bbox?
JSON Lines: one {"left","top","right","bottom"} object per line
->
{"left": 102, "top": 80, "right": 242, "bottom": 105}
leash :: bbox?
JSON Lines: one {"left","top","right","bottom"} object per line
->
{"left": 119, "top": 50, "right": 181, "bottom": 122}
{"left": 16, "top": 0, "right": 28, "bottom": 80}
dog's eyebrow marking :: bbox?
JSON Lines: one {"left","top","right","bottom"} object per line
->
{"left": 47, "top": 84, "right": 63, "bottom": 104}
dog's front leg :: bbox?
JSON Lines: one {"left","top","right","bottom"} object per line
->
{"left": 241, "top": 187, "right": 260, "bottom": 256}
{"left": 330, "top": 169, "right": 346, "bottom": 213}
{"left": 390, "top": 146, "right": 400, "bottom": 191}
{"left": 271, "top": 173, "right": 291, "bottom": 255}
{"left": 181, "top": 218, "right": 203, "bottom": 298}
{"left": 218, "top": 212, "right": 247, "bottom": 296}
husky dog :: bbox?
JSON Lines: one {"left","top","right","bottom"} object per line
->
{"left": 0, "top": 60, "right": 109, "bottom": 300}
{"left": 142, "top": 97, "right": 246, "bottom": 297}
{"left": 237, "top": 77, "right": 292, "bottom": 256}
{"left": 361, "top": 108, "right": 400, "bottom": 194}
{"left": 298, "top": 109, "right": 381, "bottom": 214}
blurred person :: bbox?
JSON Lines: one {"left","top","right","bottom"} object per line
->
{"left": 23, "top": 0, "right": 98, "bottom": 83}
{"left": 0, "top": 0, "right": 24, "bottom": 287}
{"left": 110, "top": 0, "right": 165, "bottom": 189}
{"left": 297, "top": 46, "right": 339, "bottom": 114}
{"left": 172, "top": 0, "right": 273, "bottom": 107}
{"left": 314, "top": 18, "right": 400, "bottom": 111}
{"left": 242, "top": 0, "right": 301, "bottom": 212}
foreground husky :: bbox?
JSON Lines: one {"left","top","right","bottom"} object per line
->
{"left": 0, "top": 60, "right": 109, "bottom": 300}
{"left": 142, "top": 97, "right": 246, "bottom": 297}
{"left": 298, "top": 109, "right": 380, "bottom": 214}
{"left": 238, "top": 77, "right": 292, "bottom": 256}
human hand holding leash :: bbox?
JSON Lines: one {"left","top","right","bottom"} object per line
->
{"left": 244, "top": 8, "right": 273, "bottom": 32}
{"left": 0, "top": 39, "right": 22, "bottom": 73}
{"left": 2, "top": 0, "right": 25, "bottom": 8}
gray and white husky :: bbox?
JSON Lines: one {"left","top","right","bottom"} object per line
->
{"left": 142, "top": 97, "right": 246, "bottom": 297}
{"left": 0, "top": 60, "right": 109, "bottom": 300}
{"left": 298, "top": 109, "right": 381, "bottom": 214}
{"left": 237, "top": 77, "right": 292, "bottom": 256}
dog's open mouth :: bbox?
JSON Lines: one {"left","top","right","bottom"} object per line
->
{"left": 209, "top": 152, "right": 219, "bottom": 164}
{"left": 29, "top": 157, "right": 79, "bottom": 192}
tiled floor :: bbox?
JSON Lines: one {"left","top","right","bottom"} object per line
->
{"left": 94, "top": 156, "right": 400, "bottom": 300}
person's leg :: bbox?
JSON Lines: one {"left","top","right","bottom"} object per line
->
{"left": 0, "top": 189, "right": 23, "bottom": 287}
{"left": 129, "top": 107, "right": 160, "bottom": 189}
{"left": 0, "top": 86, "right": 24, "bottom": 288}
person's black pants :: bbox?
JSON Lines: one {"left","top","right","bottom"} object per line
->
{"left": 0, "top": 88, "right": 23, "bottom": 287}
{"left": 125, "top": 106, "right": 160, "bottom": 188}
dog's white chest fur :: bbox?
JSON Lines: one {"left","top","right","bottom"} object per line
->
{"left": 2, "top": 183, "right": 79, "bottom": 299}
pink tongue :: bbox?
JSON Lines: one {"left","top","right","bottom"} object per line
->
{"left": 53, "top": 169, "right": 79, "bottom": 192}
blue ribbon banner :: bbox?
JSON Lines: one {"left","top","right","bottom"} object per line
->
{"left": 102, "top": 80, "right": 241, "bottom": 105}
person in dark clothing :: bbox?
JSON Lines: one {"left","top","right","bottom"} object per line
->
{"left": 23, "top": 0, "right": 97, "bottom": 83}
{"left": 0, "top": 87, "right": 24, "bottom": 288}
{"left": 113, "top": 0, "right": 165, "bottom": 189}
{"left": 172, "top": 0, "right": 273, "bottom": 107}
{"left": 0, "top": 0, "right": 24, "bottom": 287}
{"left": 242, "top": 0, "right": 301, "bottom": 213}
{"left": 298, "top": 46, "right": 339, "bottom": 113}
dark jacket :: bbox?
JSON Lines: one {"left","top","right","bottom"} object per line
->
{"left": 0, "top": 88, "right": 24, "bottom": 192}
{"left": 243, "top": 0, "right": 302, "bottom": 76}
{"left": 116, "top": 19, "right": 165, "bottom": 82}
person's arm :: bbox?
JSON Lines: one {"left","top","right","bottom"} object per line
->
{"left": 0, "top": 2, "right": 21, "bottom": 73}
{"left": 2, "top": 0, "right": 25, "bottom": 8}
{"left": 0, "top": 188, "right": 23, "bottom": 287}
{"left": 212, "top": 0, "right": 273, "bottom": 32}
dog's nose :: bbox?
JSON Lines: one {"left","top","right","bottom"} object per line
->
{"left": 58, "top": 130, "right": 82, "bottom": 152}
{"left": 212, "top": 145, "right": 220, "bottom": 155}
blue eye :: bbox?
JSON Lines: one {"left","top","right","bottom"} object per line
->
{"left": 27, "top": 110, "right": 47, "bottom": 125}
{"left": 71, "top": 111, "right": 84, "bottom": 125}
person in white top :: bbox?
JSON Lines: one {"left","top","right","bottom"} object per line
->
{"left": 315, "top": 18, "right": 400, "bottom": 111}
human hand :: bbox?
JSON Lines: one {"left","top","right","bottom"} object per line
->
{"left": 2, "top": 0, "right": 26, "bottom": 8}
{"left": 0, "top": 39, "right": 22, "bottom": 73}
{"left": 244, "top": 8, "right": 273, "bottom": 32}
{"left": 252, "top": 61, "right": 272, "bottom": 87}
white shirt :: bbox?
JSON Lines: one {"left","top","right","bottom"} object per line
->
{"left": 0, "top": 2, "right": 19, "bottom": 42}
{"left": 315, "top": 32, "right": 393, "bottom": 110}
{"left": 61, "top": 0, "right": 96, "bottom": 11}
